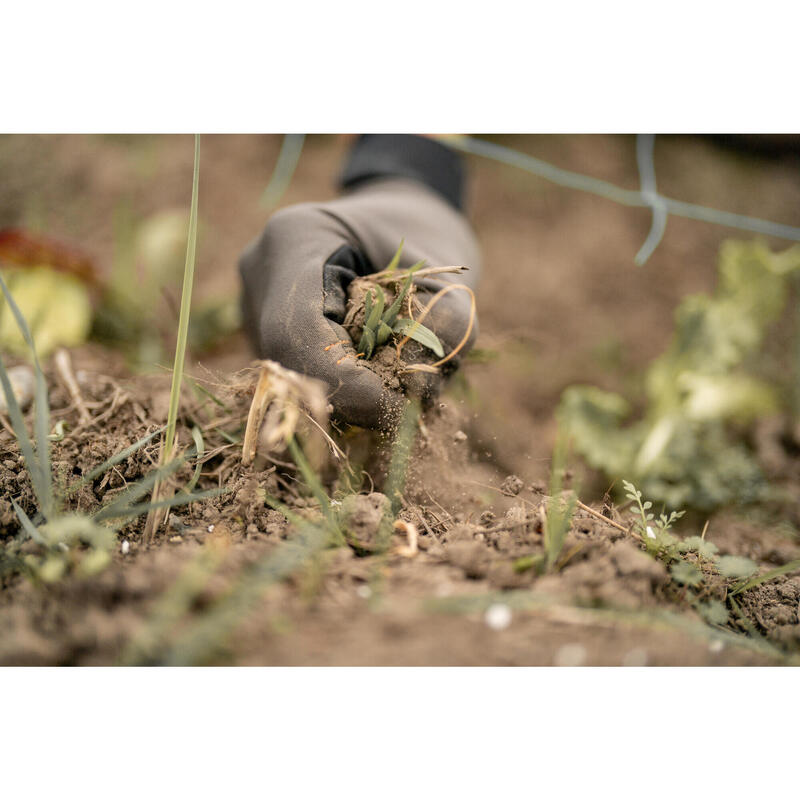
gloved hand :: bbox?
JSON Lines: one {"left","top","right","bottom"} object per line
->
{"left": 239, "top": 136, "right": 481, "bottom": 431}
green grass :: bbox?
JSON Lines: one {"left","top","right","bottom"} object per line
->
{"left": 0, "top": 196, "right": 222, "bottom": 582}
{"left": 165, "top": 134, "right": 201, "bottom": 461}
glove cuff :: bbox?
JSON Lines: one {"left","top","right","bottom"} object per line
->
{"left": 339, "top": 134, "right": 466, "bottom": 211}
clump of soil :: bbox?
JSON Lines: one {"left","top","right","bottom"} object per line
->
{"left": 342, "top": 276, "right": 441, "bottom": 398}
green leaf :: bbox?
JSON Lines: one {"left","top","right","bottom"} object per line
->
{"left": 11, "top": 497, "right": 47, "bottom": 546}
{"left": 185, "top": 426, "right": 205, "bottom": 494}
{"left": 64, "top": 426, "right": 165, "bottom": 495}
{"left": 93, "top": 457, "right": 186, "bottom": 522}
{"left": 382, "top": 260, "right": 425, "bottom": 327}
{"left": 392, "top": 317, "right": 444, "bottom": 358}
{"left": 365, "top": 286, "right": 385, "bottom": 330}
{"left": 163, "top": 134, "right": 201, "bottom": 462}
{"left": 717, "top": 555, "right": 758, "bottom": 579}
{"left": 670, "top": 560, "right": 703, "bottom": 587}
{"left": 363, "top": 288, "right": 373, "bottom": 321}
{"left": 375, "top": 320, "right": 393, "bottom": 347}
{"left": 697, "top": 599, "right": 729, "bottom": 626}
{"left": 513, "top": 554, "right": 544, "bottom": 574}
{"left": 384, "top": 240, "right": 404, "bottom": 276}
{"left": 679, "top": 536, "right": 719, "bottom": 559}
{"left": 357, "top": 325, "right": 375, "bottom": 359}
{"left": 0, "top": 271, "right": 53, "bottom": 518}
{"left": 730, "top": 558, "right": 800, "bottom": 596}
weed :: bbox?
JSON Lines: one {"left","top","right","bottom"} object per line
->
{"left": 144, "top": 134, "right": 201, "bottom": 540}
{"left": 622, "top": 479, "right": 685, "bottom": 555}
{"left": 354, "top": 243, "right": 442, "bottom": 360}
{"left": 561, "top": 240, "right": 800, "bottom": 510}
{"left": 620, "top": 478, "right": 765, "bottom": 629}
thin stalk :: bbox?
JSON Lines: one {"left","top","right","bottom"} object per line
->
{"left": 143, "top": 134, "right": 201, "bottom": 542}
{"left": 164, "top": 133, "right": 201, "bottom": 460}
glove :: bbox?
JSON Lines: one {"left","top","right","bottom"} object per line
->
{"left": 239, "top": 135, "right": 481, "bottom": 431}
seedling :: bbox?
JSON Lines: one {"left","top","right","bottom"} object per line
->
{"left": 355, "top": 246, "right": 443, "bottom": 360}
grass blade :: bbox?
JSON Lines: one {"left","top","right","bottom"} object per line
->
{"left": 384, "top": 239, "right": 404, "bottom": 276}
{"left": 11, "top": 497, "right": 47, "bottom": 545}
{"left": 392, "top": 317, "right": 444, "bottom": 358}
{"left": 64, "top": 426, "right": 165, "bottom": 495}
{"left": 164, "top": 133, "right": 201, "bottom": 461}
{"left": 106, "top": 486, "right": 229, "bottom": 522}
{"left": 730, "top": 558, "right": 800, "bottom": 596}
{"left": 94, "top": 457, "right": 186, "bottom": 522}
{"left": 0, "top": 273, "right": 52, "bottom": 517}
{"left": 185, "top": 426, "right": 205, "bottom": 493}
{"left": 259, "top": 134, "right": 305, "bottom": 209}
{"left": 287, "top": 437, "right": 343, "bottom": 544}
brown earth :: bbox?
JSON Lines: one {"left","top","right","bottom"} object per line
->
{"left": 1, "top": 134, "right": 800, "bottom": 665}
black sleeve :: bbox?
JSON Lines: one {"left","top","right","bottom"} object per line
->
{"left": 338, "top": 134, "right": 466, "bottom": 211}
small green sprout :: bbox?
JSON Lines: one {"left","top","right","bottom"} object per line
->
{"left": 623, "top": 479, "right": 685, "bottom": 549}
{"left": 355, "top": 244, "right": 444, "bottom": 360}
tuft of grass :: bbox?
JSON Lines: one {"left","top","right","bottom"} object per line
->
{"left": 1, "top": 235, "right": 220, "bottom": 583}
{"left": 144, "top": 134, "right": 201, "bottom": 540}
{"left": 165, "top": 134, "right": 201, "bottom": 460}
{"left": 354, "top": 243, "right": 442, "bottom": 360}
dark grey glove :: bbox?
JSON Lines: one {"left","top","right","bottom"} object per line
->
{"left": 239, "top": 143, "right": 480, "bottom": 431}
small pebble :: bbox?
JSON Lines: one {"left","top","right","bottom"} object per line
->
{"left": 121, "top": 540, "right": 130, "bottom": 555}
{"left": 500, "top": 475, "right": 524, "bottom": 496}
{"left": 453, "top": 430, "right": 467, "bottom": 443}
{"left": 356, "top": 585, "right": 372, "bottom": 599}
{"left": 207, "top": 524, "right": 215, "bottom": 533}
{"left": 554, "top": 643, "right": 587, "bottom": 667}
{"left": 709, "top": 639, "right": 724, "bottom": 654}
{"left": 484, "top": 603, "right": 512, "bottom": 631}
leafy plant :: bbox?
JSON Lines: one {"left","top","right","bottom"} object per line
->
{"left": 620, "top": 479, "right": 761, "bottom": 628}
{"left": 622, "top": 478, "right": 685, "bottom": 555}
{"left": 560, "top": 240, "right": 800, "bottom": 510}
{"left": 355, "top": 243, "right": 444, "bottom": 360}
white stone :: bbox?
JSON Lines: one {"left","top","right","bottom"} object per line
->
{"left": 484, "top": 603, "right": 512, "bottom": 631}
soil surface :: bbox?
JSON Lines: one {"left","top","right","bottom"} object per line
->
{"left": 2, "top": 134, "right": 800, "bottom": 665}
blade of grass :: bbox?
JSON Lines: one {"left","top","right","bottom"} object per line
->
{"left": 384, "top": 239, "right": 404, "bottom": 277}
{"left": 730, "top": 558, "right": 800, "bottom": 596}
{"left": 384, "top": 397, "right": 420, "bottom": 515}
{"left": 10, "top": 497, "right": 47, "bottom": 546}
{"left": 259, "top": 134, "right": 305, "bottom": 209}
{"left": 64, "top": 426, "right": 165, "bottom": 495}
{"left": 164, "top": 133, "right": 201, "bottom": 461}
{"left": 107, "top": 486, "right": 229, "bottom": 522}
{"left": 144, "top": 134, "right": 201, "bottom": 541}
{"left": 95, "top": 457, "right": 186, "bottom": 522}
{"left": 0, "top": 272, "right": 52, "bottom": 517}
{"left": 185, "top": 425, "right": 205, "bottom": 493}
{"left": 287, "top": 437, "right": 343, "bottom": 545}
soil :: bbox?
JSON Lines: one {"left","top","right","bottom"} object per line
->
{"left": 2, "top": 134, "right": 800, "bottom": 665}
